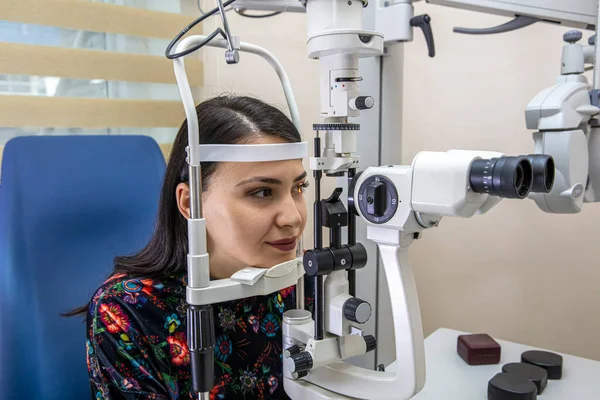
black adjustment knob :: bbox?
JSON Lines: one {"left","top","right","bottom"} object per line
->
{"left": 410, "top": 14, "right": 435, "bottom": 57}
{"left": 290, "top": 351, "right": 313, "bottom": 375}
{"left": 329, "top": 246, "right": 351, "bottom": 269}
{"left": 303, "top": 249, "right": 335, "bottom": 276}
{"left": 343, "top": 297, "right": 372, "bottom": 324}
{"left": 354, "top": 96, "right": 375, "bottom": 110}
{"left": 357, "top": 175, "right": 399, "bottom": 224}
{"left": 366, "top": 181, "right": 386, "bottom": 217}
{"left": 295, "top": 371, "right": 308, "bottom": 379}
{"left": 364, "top": 335, "right": 377, "bottom": 353}
{"left": 187, "top": 305, "right": 216, "bottom": 393}
{"left": 564, "top": 30, "right": 583, "bottom": 44}
{"left": 284, "top": 344, "right": 301, "bottom": 359}
{"left": 321, "top": 188, "right": 348, "bottom": 228}
{"left": 589, "top": 34, "right": 597, "bottom": 45}
{"left": 346, "top": 243, "right": 368, "bottom": 271}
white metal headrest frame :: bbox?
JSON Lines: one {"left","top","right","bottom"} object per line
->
{"left": 173, "top": 35, "right": 301, "bottom": 167}
{"left": 196, "top": 142, "right": 308, "bottom": 162}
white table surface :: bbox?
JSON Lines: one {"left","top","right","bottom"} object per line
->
{"left": 388, "top": 328, "right": 600, "bottom": 399}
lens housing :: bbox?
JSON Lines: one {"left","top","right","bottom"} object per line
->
{"left": 470, "top": 156, "right": 533, "bottom": 199}
{"left": 524, "top": 154, "right": 555, "bottom": 193}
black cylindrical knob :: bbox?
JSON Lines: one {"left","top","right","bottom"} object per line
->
{"left": 188, "top": 305, "right": 216, "bottom": 393}
{"left": 295, "top": 370, "right": 308, "bottom": 379}
{"left": 355, "top": 96, "right": 375, "bottom": 110}
{"left": 303, "top": 249, "right": 335, "bottom": 276}
{"left": 330, "top": 246, "right": 353, "bottom": 272}
{"left": 563, "top": 30, "right": 582, "bottom": 44}
{"left": 344, "top": 297, "right": 372, "bottom": 324}
{"left": 364, "top": 335, "right": 377, "bottom": 353}
{"left": 284, "top": 344, "right": 301, "bottom": 359}
{"left": 290, "top": 351, "right": 313, "bottom": 374}
{"left": 347, "top": 243, "right": 368, "bottom": 271}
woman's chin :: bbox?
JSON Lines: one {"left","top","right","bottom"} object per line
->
{"left": 256, "top": 253, "right": 297, "bottom": 269}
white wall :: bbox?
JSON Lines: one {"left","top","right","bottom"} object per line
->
{"left": 405, "top": 2, "right": 600, "bottom": 361}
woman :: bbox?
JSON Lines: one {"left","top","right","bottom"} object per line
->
{"left": 75, "top": 95, "right": 309, "bottom": 399}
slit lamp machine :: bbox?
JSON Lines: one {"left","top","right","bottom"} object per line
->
{"left": 166, "top": 0, "right": 600, "bottom": 398}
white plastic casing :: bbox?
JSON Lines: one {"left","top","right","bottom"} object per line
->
{"left": 306, "top": 0, "right": 363, "bottom": 39}
{"left": 305, "top": 0, "right": 383, "bottom": 60}
{"left": 410, "top": 151, "right": 502, "bottom": 218}
{"left": 426, "top": 0, "right": 597, "bottom": 28}
{"left": 305, "top": 0, "right": 383, "bottom": 118}
{"left": 319, "top": 54, "right": 361, "bottom": 118}
{"left": 325, "top": 271, "right": 353, "bottom": 337}
{"left": 529, "top": 130, "right": 588, "bottom": 213}
{"left": 525, "top": 74, "right": 597, "bottom": 213}
{"left": 376, "top": 1, "right": 414, "bottom": 43}
{"left": 562, "top": 43, "right": 586, "bottom": 75}
{"left": 332, "top": 130, "right": 357, "bottom": 153}
{"left": 525, "top": 75, "right": 593, "bottom": 131}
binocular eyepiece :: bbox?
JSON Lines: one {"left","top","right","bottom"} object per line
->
{"left": 469, "top": 154, "right": 555, "bottom": 199}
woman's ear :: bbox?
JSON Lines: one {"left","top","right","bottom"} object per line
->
{"left": 176, "top": 182, "right": 191, "bottom": 219}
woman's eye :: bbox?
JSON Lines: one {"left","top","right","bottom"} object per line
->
{"left": 251, "top": 188, "right": 273, "bottom": 198}
{"left": 296, "top": 181, "right": 310, "bottom": 194}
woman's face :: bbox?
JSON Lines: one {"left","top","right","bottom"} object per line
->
{"left": 177, "top": 135, "right": 308, "bottom": 279}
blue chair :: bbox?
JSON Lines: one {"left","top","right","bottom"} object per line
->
{"left": 0, "top": 135, "right": 166, "bottom": 399}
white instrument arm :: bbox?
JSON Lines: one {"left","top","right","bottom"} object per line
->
{"left": 426, "top": 0, "right": 597, "bottom": 31}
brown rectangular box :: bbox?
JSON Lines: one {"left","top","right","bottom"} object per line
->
{"left": 457, "top": 333, "right": 501, "bottom": 365}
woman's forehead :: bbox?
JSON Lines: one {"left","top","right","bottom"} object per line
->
{"left": 218, "top": 158, "right": 305, "bottom": 182}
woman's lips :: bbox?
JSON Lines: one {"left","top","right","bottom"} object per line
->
{"left": 266, "top": 238, "right": 297, "bottom": 252}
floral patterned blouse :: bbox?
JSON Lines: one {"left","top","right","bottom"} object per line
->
{"left": 86, "top": 272, "right": 314, "bottom": 399}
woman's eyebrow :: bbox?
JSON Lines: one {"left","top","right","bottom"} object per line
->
{"left": 295, "top": 171, "right": 308, "bottom": 182}
{"left": 236, "top": 171, "right": 307, "bottom": 187}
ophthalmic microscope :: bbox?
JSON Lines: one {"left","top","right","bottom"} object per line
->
{"left": 167, "top": 0, "right": 600, "bottom": 399}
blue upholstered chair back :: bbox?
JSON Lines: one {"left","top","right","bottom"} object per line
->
{"left": 0, "top": 135, "right": 166, "bottom": 399}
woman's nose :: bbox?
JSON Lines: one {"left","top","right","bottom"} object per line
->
{"left": 276, "top": 194, "right": 303, "bottom": 228}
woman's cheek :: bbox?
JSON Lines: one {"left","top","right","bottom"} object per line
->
{"left": 231, "top": 206, "right": 271, "bottom": 239}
